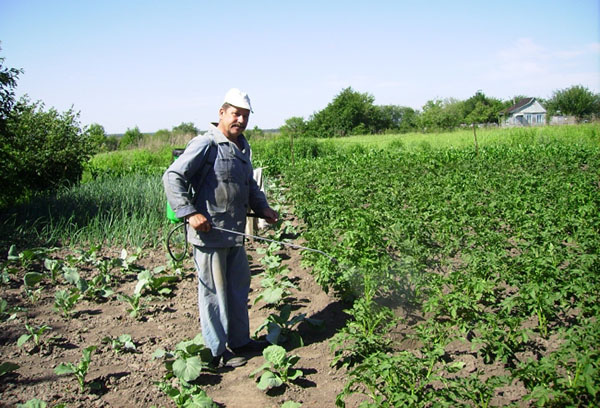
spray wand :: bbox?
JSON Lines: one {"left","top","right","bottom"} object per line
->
{"left": 166, "top": 216, "right": 337, "bottom": 264}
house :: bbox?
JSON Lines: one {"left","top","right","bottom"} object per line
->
{"left": 501, "top": 98, "right": 547, "bottom": 127}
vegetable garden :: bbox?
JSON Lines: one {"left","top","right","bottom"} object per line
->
{"left": 1, "top": 124, "right": 599, "bottom": 407}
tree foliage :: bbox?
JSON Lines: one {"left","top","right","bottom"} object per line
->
{"left": 172, "top": 122, "right": 198, "bottom": 136}
{"left": 377, "top": 105, "right": 418, "bottom": 133}
{"left": 119, "top": 126, "right": 144, "bottom": 149}
{"left": 306, "top": 87, "right": 381, "bottom": 137}
{"left": 280, "top": 116, "right": 307, "bottom": 139}
{"left": 462, "top": 91, "right": 505, "bottom": 124}
{"left": 418, "top": 98, "right": 463, "bottom": 131}
{"left": 85, "top": 123, "right": 108, "bottom": 153}
{"left": 2, "top": 98, "right": 93, "bottom": 207}
{"left": 0, "top": 51, "right": 22, "bottom": 134}
{"left": 1, "top": 50, "right": 93, "bottom": 208}
{"left": 545, "top": 85, "right": 600, "bottom": 121}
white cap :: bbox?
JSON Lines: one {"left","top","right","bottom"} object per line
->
{"left": 223, "top": 88, "right": 253, "bottom": 113}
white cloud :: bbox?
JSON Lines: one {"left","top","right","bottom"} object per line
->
{"left": 480, "top": 38, "right": 600, "bottom": 96}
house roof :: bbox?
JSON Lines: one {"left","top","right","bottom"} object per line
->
{"left": 503, "top": 97, "right": 535, "bottom": 114}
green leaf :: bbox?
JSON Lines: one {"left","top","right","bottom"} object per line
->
{"left": 173, "top": 356, "right": 203, "bottom": 382}
{"left": 186, "top": 389, "right": 217, "bottom": 408}
{"left": 280, "top": 402, "right": 302, "bottom": 408}
{"left": 17, "top": 398, "right": 47, "bottom": 408}
{"left": 135, "top": 270, "right": 152, "bottom": 294}
{"left": 249, "top": 362, "right": 271, "bottom": 378}
{"left": 17, "top": 334, "right": 32, "bottom": 347}
{"left": 23, "top": 272, "right": 44, "bottom": 287}
{"left": 263, "top": 344, "right": 286, "bottom": 366}
{"left": 0, "top": 361, "right": 19, "bottom": 376}
{"left": 54, "top": 363, "right": 75, "bottom": 375}
{"left": 82, "top": 345, "right": 97, "bottom": 361}
{"left": 44, "top": 258, "right": 59, "bottom": 271}
{"left": 260, "top": 287, "right": 284, "bottom": 304}
{"left": 7, "top": 245, "right": 19, "bottom": 262}
{"left": 62, "top": 267, "right": 80, "bottom": 285}
{"left": 257, "top": 371, "right": 283, "bottom": 390}
{"left": 287, "top": 368, "right": 303, "bottom": 381}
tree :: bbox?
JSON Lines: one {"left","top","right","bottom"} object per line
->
{"left": 465, "top": 102, "right": 494, "bottom": 156}
{"left": 280, "top": 116, "right": 307, "bottom": 138}
{"left": 244, "top": 125, "right": 265, "bottom": 140}
{"left": 306, "top": 87, "right": 380, "bottom": 137}
{"left": 119, "top": 126, "right": 143, "bottom": 149}
{"left": 0, "top": 49, "right": 23, "bottom": 205}
{"left": 418, "top": 98, "right": 462, "bottom": 131}
{"left": 0, "top": 49, "right": 22, "bottom": 134}
{"left": 172, "top": 122, "right": 198, "bottom": 136}
{"left": 280, "top": 116, "right": 308, "bottom": 165}
{"left": 85, "top": 123, "right": 107, "bottom": 153}
{"left": 462, "top": 91, "right": 504, "bottom": 124}
{"left": 377, "top": 105, "right": 419, "bottom": 133}
{"left": 2, "top": 98, "right": 92, "bottom": 206}
{"left": 545, "top": 85, "right": 600, "bottom": 121}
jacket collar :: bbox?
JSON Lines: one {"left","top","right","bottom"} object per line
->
{"left": 208, "top": 123, "right": 250, "bottom": 161}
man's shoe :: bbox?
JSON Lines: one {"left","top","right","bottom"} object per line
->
{"left": 212, "top": 350, "right": 247, "bottom": 368}
{"left": 232, "top": 339, "right": 270, "bottom": 353}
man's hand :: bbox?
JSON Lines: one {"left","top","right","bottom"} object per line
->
{"left": 186, "top": 213, "right": 211, "bottom": 232}
{"left": 260, "top": 207, "right": 279, "bottom": 224}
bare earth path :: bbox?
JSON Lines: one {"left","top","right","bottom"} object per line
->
{"left": 0, "top": 233, "right": 364, "bottom": 408}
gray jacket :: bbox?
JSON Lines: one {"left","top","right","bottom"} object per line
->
{"left": 162, "top": 124, "right": 269, "bottom": 247}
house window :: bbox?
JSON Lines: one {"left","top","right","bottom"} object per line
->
{"left": 537, "top": 114, "right": 544, "bottom": 124}
{"left": 526, "top": 114, "right": 532, "bottom": 123}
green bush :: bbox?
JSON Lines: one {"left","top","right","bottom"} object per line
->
{"left": 119, "top": 126, "right": 144, "bottom": 149}
{"left": 1, "top": 97, "right": 93, "bottom": 207}
{"left": 83, "top": 147, "right": 171, "bottom": 181}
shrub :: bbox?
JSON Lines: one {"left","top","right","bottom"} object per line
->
{"left": 1, "top": 97, "right": 92, "bottom": 207}
{"left": 119, "top": 126, "right": 144, "bottom": 149}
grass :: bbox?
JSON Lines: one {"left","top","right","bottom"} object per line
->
{"left": 324, "top": 123, "right": 599, "bottom": 150}
{"left": 1, "top": 173, "right": 170, "bottom": 252}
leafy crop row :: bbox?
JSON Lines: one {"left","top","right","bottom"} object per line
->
{"left": 275, "top": 135, "right": 600, "bottom": 406}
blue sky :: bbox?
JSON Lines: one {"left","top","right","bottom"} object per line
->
{"left": 1, "top": 0, "right": 598, "bottom": 134}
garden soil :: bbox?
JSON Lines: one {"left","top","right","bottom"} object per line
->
{"left": 0, "top": 233, "right": 366, "bottom": 408}
{"left": 0, "top": 227, "right": 535, "bottom": 407}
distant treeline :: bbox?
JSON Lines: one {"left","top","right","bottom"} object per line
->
{"left": 278, "top": 86, "right": 600, "bottom": 139}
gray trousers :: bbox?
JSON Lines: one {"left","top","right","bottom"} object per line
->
{"left": 193, "top": 245, "right": 251, "bottom": 357}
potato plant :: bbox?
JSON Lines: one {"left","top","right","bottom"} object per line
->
{"left": 279, "top": 136, "right": 600, "bottom": 406}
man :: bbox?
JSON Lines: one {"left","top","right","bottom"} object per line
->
{"left": 163, "top": 88, "right": 278, "bottom": 368}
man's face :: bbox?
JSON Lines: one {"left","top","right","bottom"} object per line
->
{"left": 218, "top": 105, "right": 250, "bottom": 139}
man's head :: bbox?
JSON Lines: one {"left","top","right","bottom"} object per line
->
{"left": 218, "top": 88, "right": 252, "bottom": 140}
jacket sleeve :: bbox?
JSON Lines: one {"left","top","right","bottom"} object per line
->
{"left": 162, "top": 136, "right": 213, "bottom": 219}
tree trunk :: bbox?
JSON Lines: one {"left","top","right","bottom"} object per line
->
{"left": 473, "top": 123, "right": 479, "bottom": 156}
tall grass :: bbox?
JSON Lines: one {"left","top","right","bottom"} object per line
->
{"left": 1, "top": 173, "right": 169, "bottom": 251}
